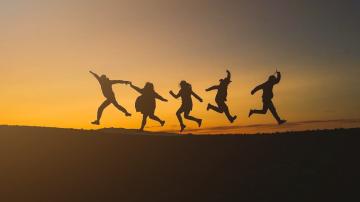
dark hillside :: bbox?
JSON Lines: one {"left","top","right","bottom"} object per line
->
{"left": 0, "top": 126, "right": 359, "bottom": 202}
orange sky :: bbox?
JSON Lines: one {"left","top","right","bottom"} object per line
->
{"left": 0, "top": 0, "right": 359, "bottom": 133}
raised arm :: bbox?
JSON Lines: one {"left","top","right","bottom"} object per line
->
{"left": 155, "top": 93, "right": 168, "bottom": 102}
{"left": 226, "top": 70, "right": 231, "bottom": 80}
{"left": 111, "top": 80, "right": 130, "bottom": 85}
{"left": 89, "top": 71, "right": 100, "bottom": 81}
{"left": 192, "top": 91, "right": 203, "bottom": 102}
{"left": 274, "top": 71, "right": 281, "bottom": 84}
{"left": 206, "top": 85, "right": 219, "bottom": 92}
{"left": 251, "top": 83, "right": 264, "bottom": 95}
{"left": 169, "top": 90, "right": 181, "bottom": 99}
{"left": 130, "top": 83, "right": 143, "bottom": 94}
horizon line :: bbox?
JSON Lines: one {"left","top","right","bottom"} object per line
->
{"left": 1, "top": 118, "right": 360, "bottom": 135}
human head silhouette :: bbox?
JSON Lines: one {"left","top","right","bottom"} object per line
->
{"left": 268, "top": 75, "right": 276, "bottom": 83}
{"left": 100, "top": 74, "right": 109, "bottom": 81}
{"left": 219, "top": 78, "right": 231, "bottom": 85}
{"left": 224, "top": 76, "right": 231, "bottom": 83}
{"left": 144, "top": 82, "right": 154, "bottom": 92}
{"left": 180, "top": 80, "right": 191, "bottom": 91}
{"left": 180, "top": 80, "right": 187, "bottom": 89}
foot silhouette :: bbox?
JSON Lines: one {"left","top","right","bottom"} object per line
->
{"left": 125, "top": 113, "right": 132, "bottom": 117}
{"left": 198, "top": 119, "right": 202, "bottom": 127}
{"left": 248, "top": 110, "right": 254, "bottom": 118}
{"left": 160, "top": 120, "right": 166, "bottom": 127}
{"left": 180, "top": 124, "right": 186, "bottom": 132}
{"left": 278, "top": 120, "right": 287, "bottom": 125}
{"left": 206, "top": 104, "right": 211, "bottom": 111}
{"left": 91, "top": 120, "right": 100, "bottom": 125}
{"left": 230, "top": 116, "right": 237, "bottom": 123}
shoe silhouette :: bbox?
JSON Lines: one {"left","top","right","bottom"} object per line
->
{"left": 206, "top": 70, "right": 237, "bottom": 123}
{"left": 249, "top": 70, "right": 286, "bottom": 125}
{"left": 230, "top": 115, "right": 237, "bottom": 123}
{"left": 91, "top": 120, "right": 100, "bottom": 125}
{"left": 89, "top": 70, "right": 132, "bottom": 125}
{"left": 130, "top": 82, "right": 168, "bottom": 131}
{"left": 180, "top": 124, "right": 186, "bottom": 132}
{"left": 198, "top": 119, "right": 202, "bottom": 127}
{"left": 170, "top": 80, "right": 203, "bottom": 132}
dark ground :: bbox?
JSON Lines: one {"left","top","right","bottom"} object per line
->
{"left": 0, "top": 126, "right": 359, "bottom": 202}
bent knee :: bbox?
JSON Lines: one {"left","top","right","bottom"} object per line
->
{"left": 184, "top": 114, "right": 192, "bottom": 119}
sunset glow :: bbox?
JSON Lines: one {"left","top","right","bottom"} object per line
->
{"left": 1, "top": 0, "right": 359, "bottom": 133}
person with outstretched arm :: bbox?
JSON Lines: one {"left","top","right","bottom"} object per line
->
{"left": 206, "top": 70, "right": 237, "bottom": 123}
{"left": 89, "top": 70, "right": 131, "bottom": 125}
{"left": 249, "top": 70, "right": 286, "bottom": 125}
{"left": 130, "top": 82, "right": 168, "bottom": 131}
{"left": 170, "top": 80, "right": 203, "bottom": 132}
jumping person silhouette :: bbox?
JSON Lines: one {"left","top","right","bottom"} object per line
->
{"left": 206, "top": 70, "right": 237, "bottom": 123}
{"left": 249, "top": 70, "right": 286, "bottom": 125}
{"left": 89, "top": 71, "right": 132, "bottom": 125}
{"left": 170, "top": 81, "right": 203, "bottom": 132}
{"left": 130, "top": 82, "right": 168, "bottom": 131}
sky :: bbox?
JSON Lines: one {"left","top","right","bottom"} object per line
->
{"left": 0, "top": 0, "right": 359, "bottom": 133}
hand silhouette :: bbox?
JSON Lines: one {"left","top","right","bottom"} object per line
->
{"left": 251, "top": 90, "right": 255, "bottom": 95}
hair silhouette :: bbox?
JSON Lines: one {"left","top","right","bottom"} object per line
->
{"left": 170, "top": 81, "right": 203, "bottom": 132}
{"left": 206, "top": 70, "right": 237, "bottom": 123}
{"left": 89, "top": 71, "right": 131, "bottom": 125}
{"left": 249, "top": 70, "right": 286, "bottom": 125}
{"left": 130, "top": 82, "right": 168, "bottom": 131}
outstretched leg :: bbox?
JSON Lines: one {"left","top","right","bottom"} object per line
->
{"left": 149, "top": 114, "right": 165, "bottom": 126}
{"left": 176, "top": 108, "right": 186, "bottom": 132}
{"left": 111, "top": 99, "right": 131, "bottom": 117}
{"left": 140, "top": 114, "right": 148, "bottom": 131}
{"left": 207, "top": 103, "right": 223, "bottom": 113}
{"left": 249, "top": 101, "right": 269, "bottom": 117}
{"left": 219, "top": 102, "right": 237, "bottom": 123}
{"left": 92, "top": 99, "right": 112, "bottom": 125}
{"left": 268, "top": 101, "right": 286, "bottom": 125}
{"left": 184, "top": 111, "right": 202, "bottom": 127}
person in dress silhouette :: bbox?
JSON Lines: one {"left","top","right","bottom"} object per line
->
{"left": 89, "top": 71, "right": 131, "bottom": 125}
{"left": 206, "top": 70, "right": 237, "bottom": 123}
{"left": 170, "top": 81, "right": 203, "bottom": 132}
{"left": 130, "top": 82, "right": 168, "bottom": 131}
{"left": 249, "top": 70, "right": 286, "bottom": 125}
